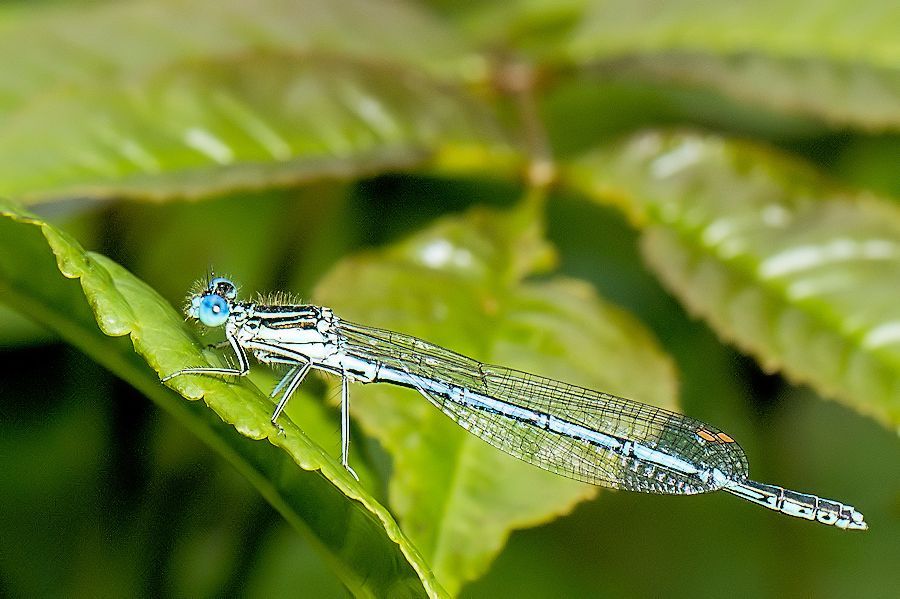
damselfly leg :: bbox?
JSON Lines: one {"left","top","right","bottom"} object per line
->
{"left": 161, "top": 333, "right": 250, "bottom": 380}
{"left": 270, "top": 359, "right": 311, "bottom": 423}
{"left": 341, "top": 376, "right": 359, "bottom": 480}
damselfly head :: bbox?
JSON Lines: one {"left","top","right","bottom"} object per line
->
{"left": 186, "top": 277, "right": 237, "bottom": 328}
{"left": 210, "top": 277, "right": 237, "bottom": 300}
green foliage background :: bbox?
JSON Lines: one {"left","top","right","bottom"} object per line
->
{"left": 1, "top": 1, "right": 898, "bottom": 597}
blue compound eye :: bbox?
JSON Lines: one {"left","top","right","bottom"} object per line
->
{"left": 198, "top": 293, "right": 230, "bottom": 327}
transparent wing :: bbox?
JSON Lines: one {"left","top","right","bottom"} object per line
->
{"left": 338, "top": 321, "right": 749, "bottom": 494}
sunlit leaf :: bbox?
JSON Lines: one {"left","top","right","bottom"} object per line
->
{"left": 589, "top": 54, "right": 900, "bottom": 132}
{"left": 1, "top": 53, "right": 511, "bottom": 202}
{"left": 314, "top": 199, "right": 679, "bottom": 594}
{"left": 566, "top": 131, "right": 900, "bottom": 427}
{"left": 0, "top": 0, "right": 478, "bottom": 116}
{"left": 452, "top": 0, "right": 900, "bottom": 130}
{"left": 0, "top": 197, "right": 446, "bottom": 599}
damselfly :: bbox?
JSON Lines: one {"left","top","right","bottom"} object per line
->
{"left": 163, "top": 277, "right": 867, "bottom": 530}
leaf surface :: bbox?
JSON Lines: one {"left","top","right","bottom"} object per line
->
{"left": 0, "top": 0, "right": 474, "bottom": 115}
{"left": 314, "top": 199, "right": 678, "bottom": 594}
{"left": 0, "top": 197, "right": 446, "bottom": 599}
{"left": 1, "top": 53, "right": 510, "bottom": 202}
{"left": 566, "top": 131, "right": 900, "bottom": 427}
{"left": 0, "top": 0, "right": 513, "bottom": 202}
{"left": 455, "top": 0, "right": 900, "bottom": 130}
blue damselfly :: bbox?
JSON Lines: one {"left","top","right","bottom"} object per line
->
{"left": 163, "top": 277, "right": 867, "bottom": 530}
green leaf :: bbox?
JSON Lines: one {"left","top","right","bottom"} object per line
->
{"left": 1, "top": 52, "right": 511, "bottom": 202}
{"left": 591, "top": 54, "right": 900, "bottom": 132}
{"left": 0, "top": 197, "right": 446, "bottom": 599}
{"left": 313, "top": 199, "right": 678, "bottom": 595}
{"left": 454, "top": 0, "right": 900, "bottom": 130}
{"left": 834, "top": 135, "right": 900, "bottom": 199}
{"left": 0, "top": 302, "right": 55, "bottom": 345}
{"left": 565, "top": 130, "right": 900, "bottom": 427}
{"left": 559, "top": 2, "right": 897, "bottom": 66}
{"left": 0, "top": 0, "right": 476, "bottom": 116}
{"left": 593, "top": 52, "right": 900, "bottom": 131}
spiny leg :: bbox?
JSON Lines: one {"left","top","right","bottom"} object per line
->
{"left": 236, "top": 340, "right": 318, "bottom": 425}
{"left": 252, "top": 342, "right": 359, "bottom": 480}
{"left": 271, "top": 359, "right": 311, "bottom": 424}
{"left": 268, "top": 365, "right": 300, "bottom": 399}
{"left": 162, "top": 332, "right": 250, "bottom": 381}
{"left": 341, "top": 375, "right": 359, "bottom": 481}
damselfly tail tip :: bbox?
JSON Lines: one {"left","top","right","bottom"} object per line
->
{"left": 845, "top": 507, "right": 867, "bottom": 531}
{"left": 724, "top": 479, "right": 868, "bottom": 531}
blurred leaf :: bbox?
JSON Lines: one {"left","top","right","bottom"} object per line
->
{"left": 0, "top": 353, "right": 120, "bottom": 597}
{"left": 455, "top": 0, "right": 900, "bottom": 130}
{"left": 314, "top": 199, "right": 678, "bottom": 595}
{"left": 244, "top": 523, "right": 347, "bottom": 599}
{"left": 540, "top": 78, "right": 833, "bottom": 161}
{"left": 0, "top": 198, "right": 446, "bottom": 599}
{"left": 113, "top": 184, "right": 352, "bottom": 302}
{"left": 589, "top": 54, "right": 900, "bottom": 132}
{"left": 0, "top": 0, "right": 478, "bottom": 116}
{"left": 0, "top": 303, "right": 55, "bottom": 345}
{"left": 451, "top": 0, "right": 898, "bottom": 65}
{"left": 2, "top": 52, "right": 511, "bottom": 202}
{"left": 566, "top": 130, "right": 900, "bottom": 427}
{"left": 557, "top": 1, "right": 898, "bottom": 67}
{"left": 834, "top": 135, "right": 900, "bottom": 199}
